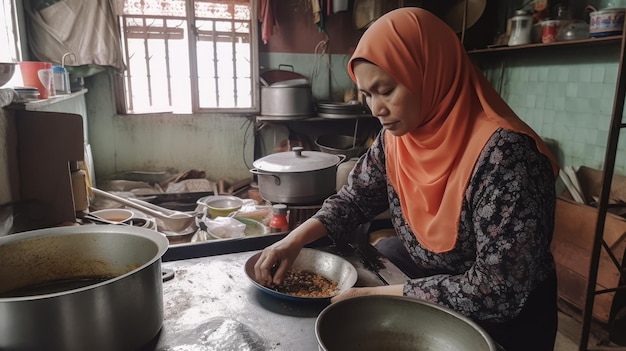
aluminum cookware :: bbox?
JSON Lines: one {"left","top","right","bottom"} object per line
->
{"left": 250, "top": 147, "right": 345, "bottom": 204}
{"left": 260, "top": 64, "right": 315, "bottom": 117}
{"left": 244, "top": 248, "right": 358, "bottom": 302}
{"left": 588, "top": 6, "right": 626, "bottom": 37}
{"left": 0, "top": 225, "right": 169, "bottom": 351}
{"left": 261, "top": 81, "right": 315, "bottom": 117}
{"left": 315, "top": 295, "right": 498, "bottom": 351}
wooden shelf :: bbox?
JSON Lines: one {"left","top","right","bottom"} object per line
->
{"left": 467, "top": 35, "right": 622, "bottom": 56}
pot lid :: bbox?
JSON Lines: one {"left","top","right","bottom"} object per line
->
{"left": 253, "top": 147, "right": 342, "bottom": 172}
{"left": 270, "top": 78, "right": 310, "bottom": 87}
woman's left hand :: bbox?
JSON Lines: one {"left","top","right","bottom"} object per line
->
{"left": 330, "top": 284, "right": 404, "bottom": 303}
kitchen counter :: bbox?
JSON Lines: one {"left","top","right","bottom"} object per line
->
{"left": 147, "top": 239, "right": 408, "bottom": 350}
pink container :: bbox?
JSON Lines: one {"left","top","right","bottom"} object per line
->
{"left": 18, "top": 61, "right": 53, "bottom": 99}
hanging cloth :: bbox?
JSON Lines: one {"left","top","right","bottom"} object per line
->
{"left": 258, "top": 0, "right": 276, "bottom": 44}
{"left": 26, "top": 0, "right": 124, "bottom": 72}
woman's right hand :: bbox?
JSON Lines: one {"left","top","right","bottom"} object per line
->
{"left": 253, "top": 236, "right": 303, "bottom": 287}
{"left": 253, "top": 218, "right": 331, "bottom": 287}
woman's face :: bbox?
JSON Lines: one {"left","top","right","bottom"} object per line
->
{"left": 353, "top": 61, "right": 421, "bottom": 136}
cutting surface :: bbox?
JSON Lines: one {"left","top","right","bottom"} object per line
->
{"left": 150, "top": 246, "right": 406, "bottom": 350}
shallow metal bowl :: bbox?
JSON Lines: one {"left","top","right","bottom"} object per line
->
{"left": 316, "top": 295, "right": 498, "bottom": 351}
{"left": 244, "top": 248, "right": 358, "bottom": 302}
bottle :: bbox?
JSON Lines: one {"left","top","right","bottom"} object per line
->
{"left": 269, "top": 204, "right": 289, "bottom": 233}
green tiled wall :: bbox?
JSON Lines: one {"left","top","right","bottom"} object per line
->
{"left": 478, "top": 43, "right": 626, "bottom": 175}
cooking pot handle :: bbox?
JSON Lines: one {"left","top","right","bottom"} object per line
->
{"left": 249, "top": 169, "right": 281, "bottom": 185}
{"left": 278, "top": 64, "right": 294, "bottom": 72}
{"left": 336, "top": 154, "right": 347, "bottom": 165}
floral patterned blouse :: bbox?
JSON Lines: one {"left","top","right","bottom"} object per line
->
{"left": 314, "top": 128, "right": 556, "bottom": 324}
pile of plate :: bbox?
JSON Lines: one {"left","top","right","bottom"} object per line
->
{"left": 13, "top": 87, "right": 39, "bottom": 102}
{"left": 316, "top": 101, "right": 370, "bottom": 119}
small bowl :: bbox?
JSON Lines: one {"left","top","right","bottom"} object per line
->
{"left": 90, "top": 209, "right": 134, "bottom": 224}
{"left": 196, "top": 195, "right": 244, "bottom": 218}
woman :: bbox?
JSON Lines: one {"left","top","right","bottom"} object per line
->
{"left": 254, "top": 8, "right": 559, "bottom": 351}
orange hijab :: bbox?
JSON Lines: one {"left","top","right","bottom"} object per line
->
{"left": 348, "top": 8, "right": 558, "bottom": 253}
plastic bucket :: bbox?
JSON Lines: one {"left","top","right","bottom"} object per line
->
{"left": 18, "top": 61, "right": 53, "bottom": 99}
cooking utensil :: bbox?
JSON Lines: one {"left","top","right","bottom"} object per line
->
{"left": 588, "top": 6, "right": 626, "bottom": 37}
{"left": 244, "top": 248, "right": 358, "bottom": 302}
{"left": 91, "top": 187, "right": 195, "bottom": 232}
{"left": 315, "top": 295, "right": 499, "bottom": 351}
{"left": 315, "top": 134, "right": 366, "bottom": 160}
{"left": 196, "top": 195, "right": 244, "bottom": 218}
{"left": 201, "top": 217, "right": 269, "bottom": 240}
{"left": 82, "top": 213, "right": 131, "bottom": 225}
{"left": 250, "top": 147, "right": 345, "bottom": 204}
{"left": 261, "top": 82, "right": 315, "bottom": 117}
{"left": 127, "top": 196, "right": 190, "bottom": 217}
{"left": 440, "top": 0, "right": 487, "bottom": 33}
{"left": 0, "top": 225, "right": 168, "bottom": 351}
{"left": 90, "top": 208, "right": 135, "bottom": 223}
{"left": 260, "top": 64, "right": 308, "bottom": 85}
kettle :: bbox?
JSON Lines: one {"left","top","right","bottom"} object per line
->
{"left": 508, "top": 10, "right": 533, "bottom": 46}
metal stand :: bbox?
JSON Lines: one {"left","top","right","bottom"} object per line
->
{"left": 580, "top": 25, "right": 626, "bottom": 351}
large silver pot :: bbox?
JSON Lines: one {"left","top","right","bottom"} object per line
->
{"left": 250, "top": 147, "right": 345, "bottom": 204}
{"left": 0, "top": 225, "right": 169, "bottom": 351}
{"left": 260, "top": 79, "right": 315, "bottom": 117}
{"left": 316, "top": 295, "right": 498, "bottom": 351}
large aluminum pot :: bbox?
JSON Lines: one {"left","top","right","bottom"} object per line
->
{"left": 0, "top": 225, "right": 169, "bottom": 351}
{"left": 316, "top": 295, "right": 498, "bottom": 351}
{"left": 250, "top": 147, "right": 345, "bottom": 204}
{"left": 260, "top": 79, "right": 315, "bottom": 117}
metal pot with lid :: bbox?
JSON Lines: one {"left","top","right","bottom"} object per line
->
{"left": 250, "top": 147, "right": 345, "bottom": 204}
{"left": 260, "top": 65, "right": 315, "bottom": 117}
{"left": 0, "top": 225, "right": 168, "bottom": 351}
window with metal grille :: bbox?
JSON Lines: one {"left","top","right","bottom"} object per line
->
{"left": 116, "top": 0, "right": 258, "bottom": 114}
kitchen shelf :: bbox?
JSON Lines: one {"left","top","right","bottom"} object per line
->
{"left": 256, "top": 114, "right": 374, "bottom": 122}
{"left": 467, "top": 35, "right": 622, "bottom": 56}
{"left": 5, "top": 89, "right": 88, "bottom": 111}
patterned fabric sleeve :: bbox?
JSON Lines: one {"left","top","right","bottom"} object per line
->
{"left": 313, "top": 128, "right": 555, "bottom": 323}
{"left": 403, "top": 130, "right": 556, "bottom": 323}
{"left": 313, "top": 130, "right": 390, "bottom": 240}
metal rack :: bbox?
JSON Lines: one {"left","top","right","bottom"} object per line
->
{"left": 579, "top": 26, "right": 626, "bottom": 351}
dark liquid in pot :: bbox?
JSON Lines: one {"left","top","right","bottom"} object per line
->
{"left": 0, "top": 277, "right": 114, "bottom": 298}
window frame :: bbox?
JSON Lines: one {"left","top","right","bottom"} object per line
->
{"left": 0, "top": 0, "right": 22, "bottom": 63}
{"left": 114, "top": 0, "right": 260, "bottom": 115}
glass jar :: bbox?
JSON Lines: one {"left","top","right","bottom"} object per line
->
{"left": 269, "top": 204, "right": 289, "bottom": 233}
